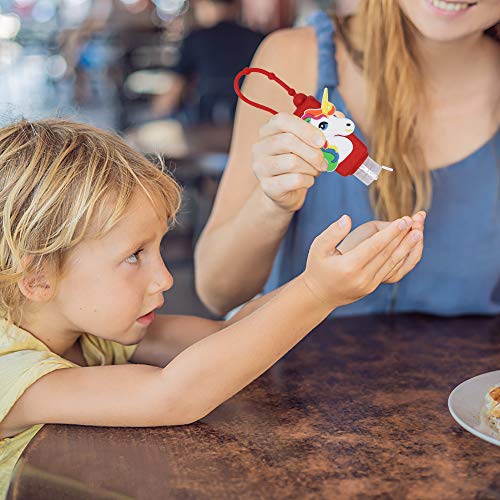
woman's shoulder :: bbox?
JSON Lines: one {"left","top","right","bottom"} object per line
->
{"left": 254, "top": 26, "right": 318, "bottom": 96}
{"left": 260, "top": 25, "right": 316, "bottom": 54}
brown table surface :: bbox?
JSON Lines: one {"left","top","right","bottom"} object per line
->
{"left": 8, "top": 314, "right": 500, "bottom": 500}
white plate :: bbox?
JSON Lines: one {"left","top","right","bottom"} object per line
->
{"left": 448, "top": 370, "right": 500, "bottom": 447}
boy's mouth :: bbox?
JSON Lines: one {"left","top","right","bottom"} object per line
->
{"left": 137, "top": 300, "right": 164, "bottom": 324}
{"left": 137, "top": 310, "right": 156, "bottom": 325}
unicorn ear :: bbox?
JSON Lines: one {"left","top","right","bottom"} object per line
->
{"left": 321, "top": 88, "right": 335, "bottom": 115}
{"left": 333, "top": 111, "right": 345, "bottom": 118}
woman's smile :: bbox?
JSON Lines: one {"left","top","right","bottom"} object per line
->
{"left": 424, "top": 0, "right": 478, "bottom": 17}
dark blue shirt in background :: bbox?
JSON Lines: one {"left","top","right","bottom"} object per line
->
{"left": 173, "top": 20, "right": 264, "bottom": 123}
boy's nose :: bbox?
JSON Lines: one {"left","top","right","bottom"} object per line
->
{"left": 151, "top": 262, "right": 174, "bottom": 294}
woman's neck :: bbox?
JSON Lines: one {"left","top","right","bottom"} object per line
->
{"left": 415, "top": 32, "right": 500, "bottom": 99}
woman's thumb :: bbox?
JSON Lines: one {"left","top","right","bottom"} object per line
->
{"left": 314, "top": 215, "right": 352, "bottom": 254}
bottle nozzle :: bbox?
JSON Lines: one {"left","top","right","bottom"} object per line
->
{"left": 353, "top": 157, "right": 393, "bottom": 186}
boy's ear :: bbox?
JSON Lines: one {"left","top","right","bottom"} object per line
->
{"left": 17, "top": 268, "right": 54, "bottom": 302}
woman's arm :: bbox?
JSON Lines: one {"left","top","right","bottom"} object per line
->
{"left": 194, "top": 27, "right": 321, "bottom": 316}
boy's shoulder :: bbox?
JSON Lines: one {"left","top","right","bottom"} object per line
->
{"left": 0, "top": 318, "right": 137, "bottom": 369}
{"left": 0, "top": 318, "right": 53, "bottom": 358}
{"left": 0, "top": 319, "right": 74, "bottom": 423}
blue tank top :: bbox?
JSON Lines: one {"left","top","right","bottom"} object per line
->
{"left": 264, "top": 11, "right": 500, "bottom": 317}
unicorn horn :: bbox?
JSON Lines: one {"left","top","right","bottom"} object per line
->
{"left": 321, "top": 88, "right": 335, "bottom": 115}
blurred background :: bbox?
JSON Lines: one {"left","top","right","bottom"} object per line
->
{"left": 0, "top": 0, "right": 355, "bottom": 317}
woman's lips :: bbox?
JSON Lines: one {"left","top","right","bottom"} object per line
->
{"left": 424, "top": 0, "right": 477, "bottom": 17}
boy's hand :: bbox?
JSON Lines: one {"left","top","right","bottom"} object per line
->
{"left": 301, "top": 213, "right": 424, "bottom": 309}
{"left": 336, "top": 211, "right": 426, "bottom": 283}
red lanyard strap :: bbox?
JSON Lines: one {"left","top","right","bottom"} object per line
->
{"left": 233, "top": 67, "right": 299, "bottom": 115}
{"left": 234, "top": 67, "right": 321, "bottom": 117}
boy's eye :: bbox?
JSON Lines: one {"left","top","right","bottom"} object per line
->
{"left": 125, "top": 249, "right": 143, "bottom": 264}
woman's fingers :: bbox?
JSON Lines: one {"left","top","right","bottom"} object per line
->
{"left": 253, "top": 132, "right": 326, "bottom": 173}
{"left": 260, "top": 172, "right": 316, "bottom": 199}
{"left": 255, "top": 154, "right": 323, "bottom": 178}
{"left": 259, "top": 112, "right": 326, "bottom": 149}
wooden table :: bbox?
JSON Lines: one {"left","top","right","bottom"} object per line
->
{"left": 8, "top": 314, "right": 500, "bottom": 499}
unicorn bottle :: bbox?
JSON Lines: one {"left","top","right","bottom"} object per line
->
{"left": 300, "top": 88, "right": 393, "bottom": 186}
{"left": 233, "top": 67, "right": 394, "bottom": 186}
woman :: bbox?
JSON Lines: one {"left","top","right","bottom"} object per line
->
{"left": 195, "top": 0, "right": 500, "bottom": 317}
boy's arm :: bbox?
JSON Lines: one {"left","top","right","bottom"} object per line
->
{"left": 130, "top": 287, "right": 286, "bottom": 367}
{"left": 132, "top": 212, "right": 425, "bottom": 367}
{"left": 130, "top": 314, "right": 224, "bottom": 366}
{"left": 0, "top": 216, "right": 422, "bottom": 436}
{"left": 0, "top": 275, "right": 330, "bottom": 438}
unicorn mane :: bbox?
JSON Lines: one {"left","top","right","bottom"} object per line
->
{"left": 301, "top": 88, "right": 336, "bottom": 121}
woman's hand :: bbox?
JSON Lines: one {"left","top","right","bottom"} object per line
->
{"left": 335, "top": 211, "right": 426, "bottom": 283}
{"left": 252, "top": 112, "right": 328, "bottom": 212}
{"left": 301, "top": 214, "right": 424, "bottom": 309}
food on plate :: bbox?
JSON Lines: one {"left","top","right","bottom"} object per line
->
{"left": 484, "top": 385, "right": 500, "bottom": 434}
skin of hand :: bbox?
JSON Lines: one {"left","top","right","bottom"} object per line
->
{"left": 301, "top": 214, "right": 424, "bottom": 309}
{"left": 336, "top": 211, "right": 427, "bottom": 283}
{"left": 252, "top": 112, "right": 328, "bottom": 213}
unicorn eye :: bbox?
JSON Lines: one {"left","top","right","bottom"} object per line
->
{"left": 318, "top": 121, "right": 328, "bottom": 130}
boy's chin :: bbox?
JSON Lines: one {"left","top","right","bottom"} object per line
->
{"left": 123, "top": 325, "right": 149, "bottom": 345}
{"left": 95, "top": 322, "right": 149, "bottom": 345}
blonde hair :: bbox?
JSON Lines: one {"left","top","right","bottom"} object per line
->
{"left": 0, "top": 119, "right": 181, "bottom": 325}
{"left": 334, "top": 0, "right": 499, "bottom": 220}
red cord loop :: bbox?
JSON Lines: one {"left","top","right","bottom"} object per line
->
{"left": 233, "top": 67, "right": 298, "bottom": 116}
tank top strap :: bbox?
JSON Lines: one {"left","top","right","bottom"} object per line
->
{"left": 306, "top": 10, "right": 339, "bottom": 90}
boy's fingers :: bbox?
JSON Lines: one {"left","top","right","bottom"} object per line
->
{"left": 259, "top": 112, "right": 326, "bottom": 148}
{"left": 363, "top": 217, "right": 413, "bottom": 277}
{"left": 336, "top": 220, "right": 381, "bottom": 254}
{"left": 314, "top": 215, "right": 352, "bottom": 256}
{"left": 381, "top": 211, "right": 425, "bottom": 281}
{"left": 384, "top": 235, "right": 424, "bottom": 282}
{"left": 347, "top": 217, "right": 411, "bottom": 270}
{"left": 382, "top": 211, "right": 425, "bottom": 282}
{"left": 383, "top": 258, "right": 405, "bottom": 283}
{"left": 382, "top": 210, "right": 425, "bottom": 281}
{"left": 411, "top": 211, "right": 426, "bottom": 230}
{"left": 375, "top": 230, "right": 423, "bottom": 283}
{"left": 413, "top": 210, "right": 427, "bottom": 222}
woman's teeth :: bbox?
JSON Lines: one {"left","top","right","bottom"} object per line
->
{"left": 429, "top": 0, "right": 473, "bottom": 11}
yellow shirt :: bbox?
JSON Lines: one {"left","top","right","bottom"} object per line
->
{"left": 0, "top": 318, "right": 137, "bottom": 499}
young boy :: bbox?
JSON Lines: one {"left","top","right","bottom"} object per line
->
{"left": 0, "top": 119, "right": 424, "bottom": 497}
